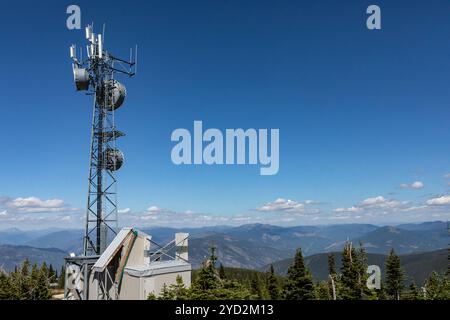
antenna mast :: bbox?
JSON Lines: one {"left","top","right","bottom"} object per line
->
{"left": 70, "top": 24, "right": 136, "bottom": 256}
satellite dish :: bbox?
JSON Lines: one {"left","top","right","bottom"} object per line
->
{"left": 73, "top": 66, "right": 90, "bottom": 91}
{"left": 97, "top": 80, "right": 126, "bottom": 111}
{"left": 104, "top": 148, "right": 124, "bottom": 171}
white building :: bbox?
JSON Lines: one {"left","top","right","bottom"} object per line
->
{"left": 65, "top": 228, "right": 191, "bottom": 300}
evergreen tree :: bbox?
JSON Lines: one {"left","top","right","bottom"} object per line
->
{"left": 250, "top": 277, "right": 263, "bottom": 300}
{"left": 188, "top": 246, "right": 253, "bottom": 300}
{"left": 283, "top": 248, "right": 315, "bottom": 300}
{"left": 146, "top": 292, "right": 157, "bottom": 300}
{"left": 169, "top": 275, "right": 188, "bottom": 300}
{"left": 424, "top": 272, "right": 450, "bottom": 300}
{"left": 33, "top": 264, "right": 52, "bottom": 300}
{"left": 354, "top": 244, "right": 371, "bottom": 298}
{"left": 385, "top": 249, "right": 404, "bottom": 300}
{"left": 339, "top": 242, "right": 370, "bottom": 299}
{"left": 218, "top": 263, "right": 227, "bottom": 280}
{"left": 327, "top": 253, "right": 337, "bottom": 299}
{"left": 30, "top": 263, "right": 39, "bottom": 290}
{"left": 21, "top": 259, "right": 30, "bottom": 277}
{"left": 340, "top": 242, "right": 360, "bottom": 299}
{"left": 405, "top": 281, "right": 421, "bottom": 300}
{"left": 315, "top": 281, "right": 332, "bottom": 300}
{"left": 58, "top": 265, "right": 65, "bottom": 289}
{"left": 327, "top": 253, "right": 336, "bottom": 276}
{"left": 16, "top": 259, "right": 31, "bottom": 299}
{"left": 267, "top": 265, "right": 280, "bottom": 300}
{"left": 48, "top": 264, "right": 56, "bottom": 283}
{"left": 376, "top": 281, "right": 388, "bottom": 300}
{"left": 158, "top": 283, "right": 174, "bottom": 300}
{"left": 193, "top": 246, "right": 220, "bottom": 292}
{"left": 40, "top": 262, "right": 48, "bottom": 279}
{"left": 7, "top": 270, "right": 23, "bottom": 299}
{"left": 0, "top": 271, "right": 13, "bottom": 300}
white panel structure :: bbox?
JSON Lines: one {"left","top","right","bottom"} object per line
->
{"left": 92, "top": 227, "right": 133, "bottom": 272}
{"left": 79, "top": 227, "right": 191, "bottom": 300}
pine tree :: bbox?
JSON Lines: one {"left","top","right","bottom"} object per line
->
{"left": 48, "top": 264, "right": 56, "bottom": 283}
{"left": 188, "top": 246, "right": 253, "bottom": 300}
{"left": 354, "top": 244, "right": 370, "bottom": 298}
{"left": 405, "top": 281, "right": 421, "bottom": 300}
{"left": 30, "top": 263, "right": 39, "bottom": 289}
{"left": 193, "top": 246, "right": 220, "bottom": 292}
{"left": 158, "top": 283, "right": 174, "bottom": 300}
{"left": 58, "top": 265, "right": 65, "bottom": 289}
{"left": 327, "top": 253, "right": 337, "bottom": 300}
{"left": 424, "top": 271, "right": 450, "bottom": 300}
{"left": 340, "top": 242, "right": 359, "bottom": 299}
{"left": 385, "top": 249, "right": 404, "bottom": 300}
{"left": 7, "top": 270, "right": 23, "bottom": 299}
{"left": 0, "top": 271, "right": 14, "bottom": 300}
{"left": 328, "top": 253, "right": 336, "bottom": 276}
{"left": 40, "top": 262, "right": 48, "bottom": 279}
{"left": 21, "top": 259, "right": 30, "bottom": 277}
{"left": 376, "top": 281, "right": 388, "bottom": 300}
{"left": 168, "top": 275, "right": 188, "bottom": 300}
{"left": 315, "top": 281, "right": 332, "bottom": 300}
{"left": 267, "top": 265, "right": 280, "bottom": 300}
{"left": 219, "top": 263, "right": 226, "bottom": 280}
{"left": 16, "top": 260, "right": 31, "bottom": 299}
{"left": 250, "top": 277, "right": 263, "bottom": 300}
{"left": 283, "top": 248, "right": 315, "bottom": 300}
{"left": 34, "top": 263, "right": 52, "bottom": 300}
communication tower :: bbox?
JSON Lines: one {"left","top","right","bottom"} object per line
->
{"left": 70, "top": 24, "right": 137, "bottom": 256}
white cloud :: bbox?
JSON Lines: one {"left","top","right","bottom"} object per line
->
{"left": 146, "top": 206, "right": 165, "bottom": 214}
{"left": 328, "top": 215, "right": 351, "bottom": 220}
{"left": 118, "top": 208, "right": 131, "bottom": 214}
{"left": 443, "top": 173, "right": 450, "bottom": 179}
{"left": 333, "top": 206, "right": 361, "bottom": 213}
{"left": 0, "top": 196, "right": 78, "bottom": 213}
{"left": 0, "top": 210, "right": 7, "bottom": 216}
{"left": 330, "top": 195, "right": 417, "bottom": 221}
{"left": 256, "top": 198, "right": 305, "bottom": 213}
{"left": 411, "top": 181, "right": 424, "bottom": 189}
{"left": 426, "top": 195, "right": 450, "bottom": 206}
{"left": 400, "top": 181, "right": 424, "bottom": 189}
{"left": 360, "top": 196, "right": 400, "bottom": 208}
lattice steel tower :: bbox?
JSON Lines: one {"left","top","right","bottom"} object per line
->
{"left": 70, "top": 25, "right": 136, "bottom": 256}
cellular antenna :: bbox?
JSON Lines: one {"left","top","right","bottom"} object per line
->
{"left": 69, "top": 24, "right": 137, "bottom": 257}
{"left": 64, "top": 23, "right": 189, "bottom": 302}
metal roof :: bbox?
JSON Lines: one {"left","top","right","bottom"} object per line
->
{"left": 124, "top": 260, "right": 191, "bottom": 277}
{"left": 92, "top": 227, "right": 133, "bottom": 272}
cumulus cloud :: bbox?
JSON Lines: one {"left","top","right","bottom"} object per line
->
{"left": 122, "top": 205, "right": 234, "bottom": 227}
{"left": 146, "top": 206, "right": 165, "bottom": 214}
{"left": 359, "top": 196, "right": 401, "bottom": 208}
{"left": 330, "top": 191, "right": 450, "bottom": 224}
{"left": 0, "top": 196, "right": 78, "bottom": 214}
{"left": 426, "top": 195, "right": 450, "bottom": 206}
{"left": 400, "top": 181, "right": 424, "bottom": 189}
{"left": 256, "top": 198, "right": 305, "bottom": 213}
{"left": 333, "top": 206, "right": 361, "bottom": 213}
{"left": 331, "top": 195, "right": 410, "bottom": 221}
{"left": 118, "top": 208, "right": 131, "bottom": 214}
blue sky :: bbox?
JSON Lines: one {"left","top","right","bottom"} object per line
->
{"left": 0, "top": 0, "right": 449, "bottom": 229}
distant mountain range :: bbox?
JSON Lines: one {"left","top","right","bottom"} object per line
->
{"left": 0, "top": 245, "right": 67, "bottom": 272}
{"left": 0, "top": 221, "right": 447, "bottom": 272}
{"left": 263, "top": 249, "right": 448, "bottom": 286}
